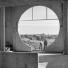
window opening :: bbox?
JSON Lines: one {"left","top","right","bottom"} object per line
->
{"left": 17, "top": 6, "right": 60, "bottom": 52}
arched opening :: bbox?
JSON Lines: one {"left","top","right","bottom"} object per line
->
{"left": 18, "top": 6, "right": 60, "bottom": 52}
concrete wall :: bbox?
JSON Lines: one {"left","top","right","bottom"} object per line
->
{"left": 39, "top": 55, "right": 68, "bottom": 68}
{"left": 5, "top": 0, "right": 64, "bottom": 52}
{"left": 46, "top": 27, "right": 64, "bottom": 53}
{"left": 0, "top": 52, "right": 38, "bottom": 68}
{"left": 0, "top": 7, "right": 5, "bottom": 51}
{"left": 67, "top": 1, "right": 68, "bottom": 54}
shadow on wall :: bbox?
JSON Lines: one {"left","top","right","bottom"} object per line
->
{"left": 45, "top": 28, "right": 64, "bottom": 53}
{"left": 5, "top": 42, "right": 13, "bottom": 51}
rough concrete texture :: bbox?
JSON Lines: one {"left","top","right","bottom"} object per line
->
{"left": 5, "top": 0, "right": 64, "bottom": 52}
{"left": 13, "top": 32, "right": 32, "bottom": 51}
{"left": 39, "top": 55, "right": 68, "bottom": 68}
{"left": 0, "top": 0, "right": 62, "bottom": 7}
{"left": 46, "top": 28, "right": 64, "bottom": 53}
{"left": 0, "top": 52, "right": 38, "bottom": 68}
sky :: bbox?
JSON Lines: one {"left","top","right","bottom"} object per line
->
{"left": 18, "top": 20, "right": 60, "bottom": 35}
{"left": 18, "top": 6, "right": 60, "bottom": 35}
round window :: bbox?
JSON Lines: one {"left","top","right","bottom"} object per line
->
{"left": 18, "top": 6, "right": 60, "bottom": 51}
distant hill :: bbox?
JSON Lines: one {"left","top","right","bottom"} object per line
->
{"left": 20, "top": 34, "right": 58, "bottom": 41}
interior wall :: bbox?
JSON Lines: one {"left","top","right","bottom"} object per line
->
{"left": 0, "top": 53, "right": 38, "bottom": 68}
{"left": 67, "top": 1, "right": 68, "bottom": 54}
{"left": 39, "top": 55, "right": 68, "bottom": 68}
{"left": 0, "top": 8, "right": 5, "bottom": 51}
{"left": 46, "top": 27, "right": 64, "bottom": 53}
{"left": 5, "top": 0, "right": 64, "bottom": 52}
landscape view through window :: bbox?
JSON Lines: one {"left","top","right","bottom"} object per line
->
{"left": 18, "top": 6, "right": 60, "bottom": 51}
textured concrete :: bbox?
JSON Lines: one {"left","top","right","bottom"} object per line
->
{"left": 0, "top": 52, "right": 38, "bottom": 68}
{"left": 5, "top": 0, "right": 64, "bottom": 52}
{"left": 39, "top": 54, "right": 68, "bottom": 68}
{"left": 0, "top": 0, "right": 62, "bottom": 7}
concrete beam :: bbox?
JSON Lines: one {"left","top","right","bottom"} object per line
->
{"left": 63, "top": 1, "right": 68, "bottom": 54}
{"left": 0, "top": 0, "right": 63, "bottom": 7}
{"left": 0, "top": 7, "right": 5, "bottom": 51}
{"left": 67, "top": 2, "right": 68, "bottom": 54}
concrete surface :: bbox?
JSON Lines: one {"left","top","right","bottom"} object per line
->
{"left": 39, "top": 54, "right": 68, "bottom": 68}
{"left": 0, "top": 52, "right": 38, "bottom": 68}
{"left": 5, "top": 0, "right": 64, "bottom": 52}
